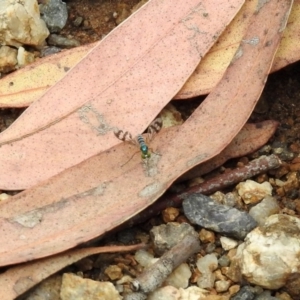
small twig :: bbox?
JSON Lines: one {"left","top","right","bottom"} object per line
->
{"left": 127, "top": 155, "right": 281, "bottom": 226}
{"left": 182, "top": 154, "right": 282, "bottom": 195}
{"left": 125, "top": 234, "right": 200, "bottom": 299}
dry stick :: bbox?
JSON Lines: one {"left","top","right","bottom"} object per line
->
{"left": 182, "top": 154, "right": 282, "bottom": 196}
{"left": 125, "top": 234, "right": 200, "bottom": 300}
{"left": 128, "top": 154, "right": 282, "bottom": 225}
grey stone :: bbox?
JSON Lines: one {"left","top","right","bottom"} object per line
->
{"left": 150, "top": 222, "right": 198, "bottom": 256}
{"left": 182, "top": 193, "right": 257, "bottom": 239}
{"left": 231, "top": 286, "right": 256, "bottom": 300}
{"left": 40, "top": 0, "right": 68, "bottom": 32}
{"left": 41, "top": 46, "right": 62, "bottom": 57}
{"left": 47, "top": 34, "right": 80, "bottom": 48}
{"left": 218, "top": 255, "right": 231, "bottom": 267}
{"left": 249, "top": 196, "right": 280, "bottom": 226}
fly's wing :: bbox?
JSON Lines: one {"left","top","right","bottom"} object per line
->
{"left": 114, "top": 128, "right": 139, "bottom": 146}
{"left": 146, "top": 117, "right": 163, "bottom": 143}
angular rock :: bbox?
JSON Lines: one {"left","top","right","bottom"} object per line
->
{"left": 236, "top": 179, "right": 272, "bottom": 204}
{"left": 150, "top": 222, "right": 198, "bottom": 255}
{"left": 0, "top": 46, "right": 17, "bottom": 73}
{"left": 104, "top": 265, "right": 123, "bottom": 281}
{"left": 48, "top": 34, "right": 80, "bottom": 48}
{"left": 249, "top": 196, "right": 280, "bottom": 226}
{"left": 40, "top": 0, "right": 68, "bottom": 32}
{"left": 196, "top": 254, "right": 218, "bottom": 289}
{"left": 0, "top": 0, "right": 49, "bottom": 47}
{"left": 135, "top": 249, "right": 157, "bottom": 268}
{"left": 17, "top": 46, "right": 35, "bottom": 67}
{"left": 179, "top": 286, "right": 208, "bottom": 299}
{"left": 218, "top": 255, "right": 231, "bottom": 267}
{"left": 199, "top": 228, "right": 215, "bottom": 243}
{"left": 164, "top": 263, "right": 192, "bottom": 289}
{"left": 60, "top": 273, "right": 121, "bottom": 300}
{"left": 215, "top": 280, "right": 230, "bottom": 292}
{"left": 234, "top": 215, "right": 300, "bottom": 293}
{"left": 220, "top": 236, "right": 238, "bottom": 251}
{"left": 182, "top": 193, "right": 257, "bottom": 239}
{"left": 231, "top": 286, "right": 256, "bottom": 300}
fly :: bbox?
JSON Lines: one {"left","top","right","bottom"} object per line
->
{"left": 114, "top": 117, "right": 163, "bottom": 166}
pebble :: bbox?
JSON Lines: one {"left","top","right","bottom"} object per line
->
{"left": 249, "top": 196, "right": 280, "bottom": 226}
{"left": 0, "top": 0, "right": 49, "bottom": 47}
{"left": 164, "top": 263, "right": 192, "bottom": 288}
{"left": 160, "top": 103, "right": 184, "bottom": 128}
{"left": 196, "top": 253, "right": 218, "bottom": 289}
{"left": 214, "top": 269, "right": 227, "bottom": 281}
{"left": 148, "top": 286, "right": 180, "bottom": 300}
{"left": 215, "top": 280, "right": 230, "bottom": 292}
{"left": 39, "top": 0, "right": 68, "bottom": 32}
{"left": 220, "top": 236, "right": 238, "bottom": 251}
{"left": 218, "top": 255, "right": 231, "bottom": 267}
{"left": 0, "top": 46, "right": 17, "bottom": 73}
{"left": 17, "top": 46, "right": 35, "bottom": 67}
{"left": 204, "top": 242, "right": 216, "bottom": 253}
{"left": 150, "top": 222, "right": 198, "bottom": 255}
{"left": 236, "top": 179, "right": 272, "bottom": 204}
{"left": 134, "top": 249, "right": 156, "bottom": 268}
{"left": 40, "top": 46, "right": 62, "bottom": 57}
{"left": 230, "top": 286, "right": 256, "bottom": 300}
{"left": 234, "top": 214, "right": 300, "bottom": 294}
{"left": 60, "top": 273, "right": 121, "bottom": 299}
{"left": 47, "top": 34, "right": 80, "bottom": 48}
{"left": 183, "top": 193, "right": 257, "bottom": 239}
{"left": 179, "top": 286, "right": 208, "bottom": 299}
{"left": 210, "top": 191, "right": 239, "bottom": 207}
{"left": 0, "top": 193, "right": 10, "bottom": 201}
{"left": 228, "top": 285, "right": 240, "bottom": 296}
{"left": 199, "top": 229, "right": 216, "bottom": 243}
{"left": 162, "top": 207, "right": 180, "bottom": 223}
{"left": 227, "top": 248, "right": 237, "bottom": 260}
{"left": 104, "top": 265, "right": 123, "bottom": 280}
{"left": 223, "top": 192, "right": 239, "bottom": 207}
{"left": 282, "top": 172, "right": 299, "bottom": 196}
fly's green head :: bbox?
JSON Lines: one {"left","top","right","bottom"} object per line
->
{"left": 140, "top": 145, "right": 150, "bottom": 159}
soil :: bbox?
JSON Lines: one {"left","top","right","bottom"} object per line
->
{"left": 61, "top": 0, "right": 146, "bottom": 44}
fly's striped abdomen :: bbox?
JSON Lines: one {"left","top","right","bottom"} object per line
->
{"left": 137, "top": 134, "right": 150, "bottom": 159}
{"left": 114, "top": 117, "right": 162, "bottom": 166}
